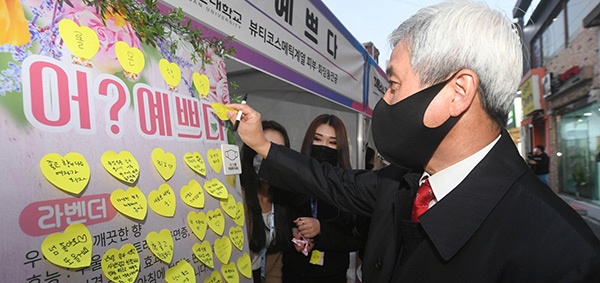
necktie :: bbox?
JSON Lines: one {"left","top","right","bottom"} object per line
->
{"left": 411, "top": 179, "right": 434, "bottom": 222}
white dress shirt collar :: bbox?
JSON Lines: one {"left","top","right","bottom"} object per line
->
{"left": 421, "top": 135, "right": 501, "bottom": 207}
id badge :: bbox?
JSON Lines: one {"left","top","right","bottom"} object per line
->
{"left": 309, "top": 250, "right": 324, "bottom": 266}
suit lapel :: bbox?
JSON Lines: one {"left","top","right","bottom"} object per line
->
{"left": 419, "top": 130, "right": 531, "bottom": 260}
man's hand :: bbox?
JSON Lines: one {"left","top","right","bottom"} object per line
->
{"left": 227, "top": 103, "right": 271, "bottom": 158}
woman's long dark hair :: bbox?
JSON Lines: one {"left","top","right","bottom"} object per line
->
{"left": 240, "top": 120, "right": 293, "bottom": 254}
{"left": 300, "top": 114, "right": 352, "bottom": 170}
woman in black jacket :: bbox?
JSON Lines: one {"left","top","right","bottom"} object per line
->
{"left": 282, "top": 114, "right": 361, "bottom": 283}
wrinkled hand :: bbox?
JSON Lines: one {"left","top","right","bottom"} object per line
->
{"left": 294, "top": 217, "right": 320, "bottom": 239}
{"left": 227, "top": 103, "right": 271, "bottom": 158}
{"left": 292, "top": 228, "right": 314, "bottom": 254}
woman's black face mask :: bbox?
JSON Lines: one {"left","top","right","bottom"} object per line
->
{"left": 310, "top": 144, "right": 338, "bottom": 166}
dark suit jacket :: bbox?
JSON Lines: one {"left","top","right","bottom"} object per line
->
{"left": 260, "top": 131, "right": 600, "bottom": 282}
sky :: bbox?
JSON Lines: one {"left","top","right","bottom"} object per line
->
{"left": 320, "top": 0, "right": 521, "bottom": 69}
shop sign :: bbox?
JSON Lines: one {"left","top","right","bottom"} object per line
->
{"left": 520, "top": 74, "right": 541, "bottom": 115}
{"left": 548, "top": 65, "right": 593, "bottom": 98}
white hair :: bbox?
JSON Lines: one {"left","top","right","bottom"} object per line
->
{"left": 388, "top": 0, "right": 523, "bottom": 126}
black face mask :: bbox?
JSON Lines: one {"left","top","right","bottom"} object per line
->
{"left": 310, "top": 144, "right": 338, "bottom": 166}
{"left": 371, "top": 77, "right": 461, "bottom": 170}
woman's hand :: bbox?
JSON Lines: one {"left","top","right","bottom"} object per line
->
{"left": 294, "top": 217, "right": 321, "bottom": 239}
{"left": 292, "top": 228, "right": 314, "bottom": 254}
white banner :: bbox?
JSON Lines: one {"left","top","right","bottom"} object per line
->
{"left": 165, "top": 0, "right": 366, "bottom": 103}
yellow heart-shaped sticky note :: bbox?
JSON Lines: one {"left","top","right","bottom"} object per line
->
{"left": 221, "top": 262, "right": 239, "bottom": 283}
{"left": 146, "top": 229, "right": 174, "bottom": 264}
{"left": 233, "top": 202, "right": 245, "bottom": 227}
{"left": 101, "top": 151, "right": 140, "bottom": 184}
{"left": 226, "top": 175, "right": 236, "bottom": 189}
{"left": 220, "top": 194, "right": 237, "bottom": 219}
{"left": 101, "top": 243, "right": 140, "bottom": 283}
{"left": 180, "top": 179, "right": 205, "bottom": 209}
{"left": 110, "top": 187, "right": 147, "bottom": 221}
{"left": 214, "top": 236, "right": 232, "bottom": 264}
{"left": 193, "top": 72, "right": 210, "bottom": 97}
{"left": 192, "top": 240, "right": 214, "bottom": 268}
{"left": 184, "top": 152, "right": 207, "bottom": 177}
{"left": 210, "top": 103, "right": 235, "bottom": 121}
{"left": 187, "top": 211, "right": 208, "bottom": 241}
{"left": 159, "top": 58, "right": 182, "bottom": 87}
{"left": 58, "top": 19, "right": 100, "bottom": 60}
{"left": 237, "top": 253, "right": 252, "bottom": 279}
{"left": 207, "top": 208, "right": 225, "bottom": 236}
{"left": 207, "top": 148, "right": 223, "bottom": 174}
{"left": 166, "top": 260, "right": 196, "bottom": 283}
{"left": 152, "top": 148, "right": 176, "bottom": 181}
{"left": 41, "top": 223, "right": 92, "bottom": 268}
{"left": 204, "top": 178, "right": 229, "bottom": 200}
{"left": 40, "top": 152, "right": 90, "bottom": 195}
{"left": 115, "top": 41, "right": 145, "bottom": 74}
{"left": 148, "top": 184, "right": 176, "bottom": 217}
{"left": 229, "top": 226, "right": 244, "bottom": 251}
{"left": 204, "top": 271, "right": 222, "bottom": 283}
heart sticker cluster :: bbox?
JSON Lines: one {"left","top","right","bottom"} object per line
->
{"left": 36, "top": 140, "right": 251, "bottom": 282}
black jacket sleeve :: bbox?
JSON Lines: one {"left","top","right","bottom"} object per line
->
{"left": 259, "top": 143, "right": 413, "bottom": 217}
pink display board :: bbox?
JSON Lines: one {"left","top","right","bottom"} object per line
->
{"left": 0, "top": 0, "right": 252, "bottom": 282}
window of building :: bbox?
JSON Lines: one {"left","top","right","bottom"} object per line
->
{"left": 557, "top": 102, "right": 600, "bottom": 202}
{"left": 542, "top": 10, "right": 565, "bottom": 64}
{"left": 567, "top": 0, "right": 600, "bottom": 42}
{"left": 531, "top": 37, "right": 542, "bottom": 68}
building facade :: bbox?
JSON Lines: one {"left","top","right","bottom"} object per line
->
{"left": 515, "top": 0, "right": 600, "bottom": 204}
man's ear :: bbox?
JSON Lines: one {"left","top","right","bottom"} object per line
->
{"left": 449, "top": 69, "right": 479, "bottom": 117}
